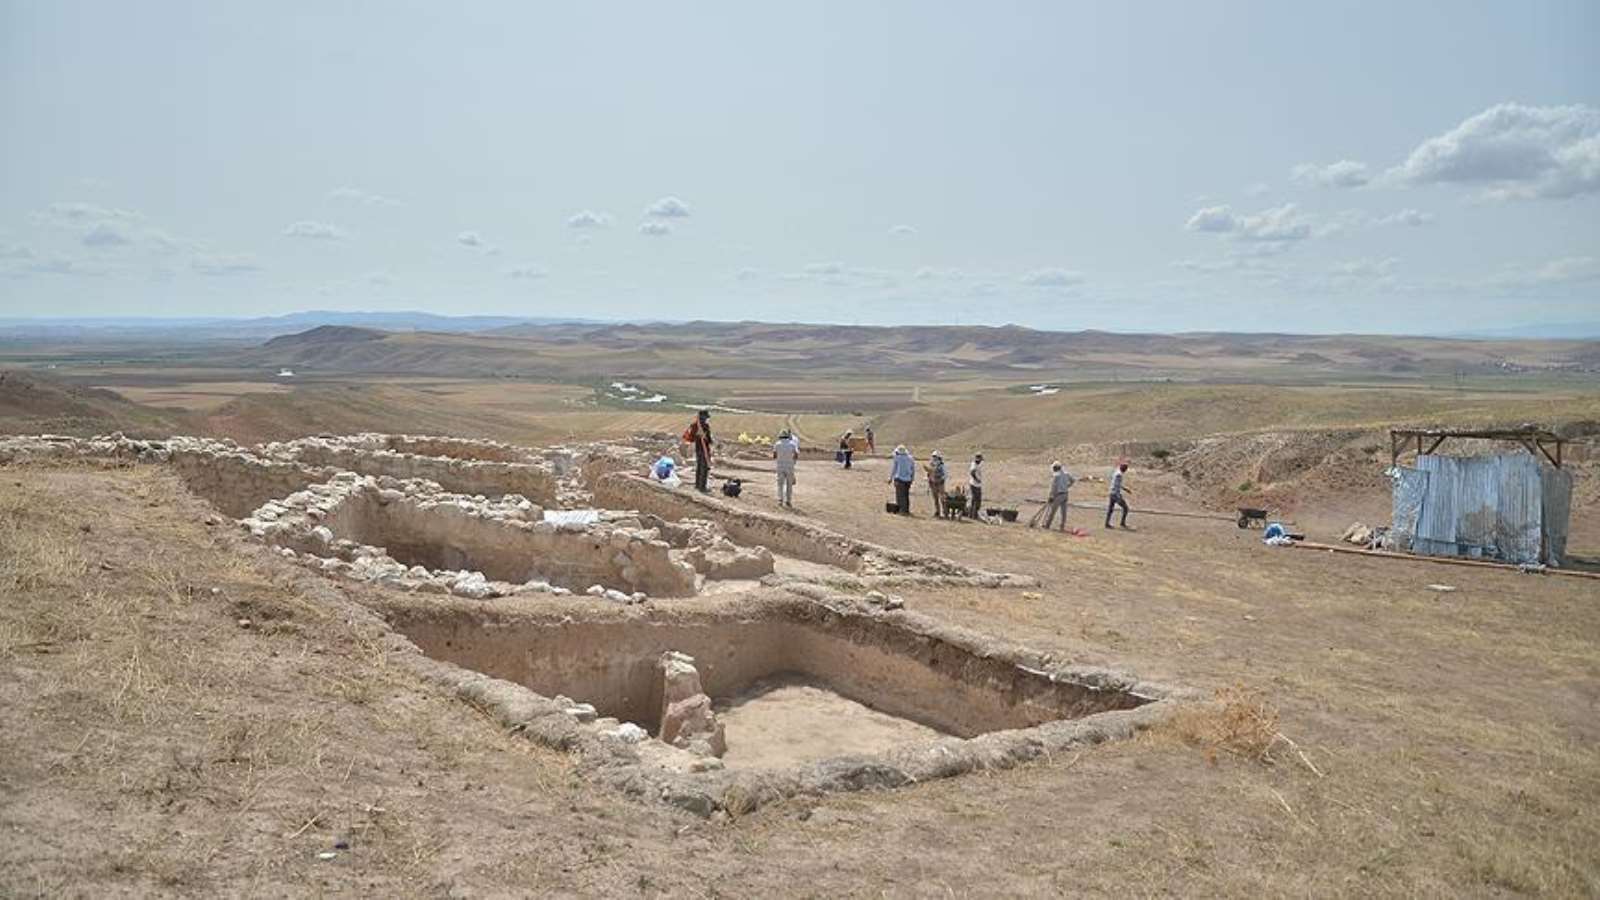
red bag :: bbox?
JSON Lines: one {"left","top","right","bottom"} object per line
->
{"left": 682, "top": 425, "right": 696, "bottom": 443}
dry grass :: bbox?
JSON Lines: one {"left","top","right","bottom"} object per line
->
{"left": 4, "top": 423, "right": 1599, "bottom": 896}
{"left": 0, "top": 467, "right": 588, "bottom": 896}
{"left": 1148, "top": 683, "right": 1281, "bottom": 766}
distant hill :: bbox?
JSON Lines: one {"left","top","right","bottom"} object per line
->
{"left": 235, "top": 321, "right": 1600, "bottom": 383}
{"left": 0, "top": 310, "right": 597, "bottom": 342}
{"left": 1451, "top": 322, "right": 1600, "bottom": 340}
{"left": 0, "top": 370, "right": 192, "bottom": 437}
{"left": 261, "top": 325, "right": 388, "bottom": 348}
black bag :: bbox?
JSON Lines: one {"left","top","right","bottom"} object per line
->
{"left": 721, "top": 478, "right": 743, "bottom": 498}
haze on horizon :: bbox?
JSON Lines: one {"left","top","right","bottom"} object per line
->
{"left": 1, "top": 1, "right": 1596, "bottom": 335}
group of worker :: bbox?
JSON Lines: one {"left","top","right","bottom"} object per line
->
{"left": 683, "top": 410, "right": 1134, "bottom": 529}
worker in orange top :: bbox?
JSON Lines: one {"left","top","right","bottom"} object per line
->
{"left": 683, "top": 409, "right": 713, "bottom": 493}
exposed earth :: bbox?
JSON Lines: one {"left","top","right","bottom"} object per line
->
{"left": 1, "top": 323, "right": 1597, "bottom": 896}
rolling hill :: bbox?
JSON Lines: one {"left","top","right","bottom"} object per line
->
{"left": 239, "top": 320, "right": 1600, "bottom": 383}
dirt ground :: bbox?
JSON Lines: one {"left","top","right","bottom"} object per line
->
{"left": 3, "top": 456, "right": 1598, "bottom": 897}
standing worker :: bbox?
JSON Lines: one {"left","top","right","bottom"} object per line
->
{"left": 888, "top": 444, "right": 916, "bottom": 515}
{"left": 838, "top": 430, "right": 855, "bottom": 469}
{"left": 968, "top": 453, "right": 985, "bottom": 519}
{"left": 683, "top": 409, "right": 714, "bottom": 493}
{"left": 773, "top": 428, "right": 800, "bottom": 508}
{"left": 865, "top": 426, "right": 876, "bottom": 455}
{"left": 925, "top": 450, "right": 947, "bottom": 518}
{"left": 1105, "top": 460, "right": 1134, "bottom": 529}
{"left": 1042, "top": 461, "right": 1075, "bottom": 531}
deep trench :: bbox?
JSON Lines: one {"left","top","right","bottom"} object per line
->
{"left": 391, "top": 606, "right": 1151, "bottom": 743}
{"left": 321, "top": 494, "right": 627, "bottom": 590}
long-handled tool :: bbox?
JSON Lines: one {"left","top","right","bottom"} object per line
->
{"left": 1025, "top": 498, "right": 1047, "bottom": 528}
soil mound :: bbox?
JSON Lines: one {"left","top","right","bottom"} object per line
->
{"left": 0, "top": 370, "right": 186, "bottom": 436}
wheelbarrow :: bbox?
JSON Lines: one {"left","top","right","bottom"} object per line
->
{"left": 1236, "top": 507, "right": 1272, "bottom": 529}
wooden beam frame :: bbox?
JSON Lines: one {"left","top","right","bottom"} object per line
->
{"left": 1388, "top": 427, "right": 1567, "bottom": 468}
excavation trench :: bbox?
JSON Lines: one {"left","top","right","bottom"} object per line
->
{"left": 391, "top": 603, "right": 1153, "bottom": 769}
{"left": 314, "top": 489, "right": 696, "bottom": 595}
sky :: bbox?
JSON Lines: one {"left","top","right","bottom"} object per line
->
{"left": 1, "top": 1, "right": 1597, "bottom": 333}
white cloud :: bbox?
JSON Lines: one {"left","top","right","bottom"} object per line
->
{"left": 1019, "top": 267, "right": 1084, "bottom": 287}
{"left": 789, "top": 261, "right": 899, "bottom": 288}
{"left": 456, "top": 231, "right": 498, "bottom": 254}
{"left": 1459, "top": 255, "right": 1600, "bottom": 296}
{"left": 191, "top": 254, "right": 261, "bottom": 276}
{"left": 638, "top": 221, "right": 671, "bottom": 237}
{"left": 1184, "top": 203, "right": 1314, "bottom": 243}
{"left": 735, "top": 267, "right": 760, "bottom": 281}
{"left": 1235, "top": 204, "right": 1314, "bottom": 241}
{"left": 1243, "top": 182, "right": 1271, "bottom": 197}
{"left": 1523, "top": 255, "right": 1600, "bottom": 285}
{"left": 34, "top": 202, "right": 143, "bottom": 227}
{"left": 367, "top": 271, "right": 395, "bottom": 287}
{"left": 1185, "top": 205, "right": 1237, "bottom": 233}
{"left": 567, "top": 210, "right": 612, "bottom": 229}
{"left": 327, "top": 186, "right": 401, "bottom": 206}
{"left": 33, "top": 202, "right": 212, "bottom": 256}
{"left": 24, "top": 255, "right": 101, "bottom": 276}
{"left": 645, "top": 196, "right": 691, "bottom": 218}
{"left": 1387, "top": 103, "right": 1600, "bottom": 199}
{"left": 81, "top": 222, "right": 133, "bottom": 247}
{"left": 505, "top": 264, "right": 549, "bottom": 279}
{"left": 888, "top": 224, "right": 917, "bottom": 236}
{"left": 1331, "top": 257, "right": 1399, "bottom": 278}
{"left": 1291, "top": 160, "right": 1371, "bottom": 188}
{"left": 1375, "top": 208, "right": 1436, "bottom": 227}
{"left": 284, "top": 220, "right": 349, "bottom": 240}
{"left": 0, "top": 243, "right": 35, "bottom": 260}
{"left": 914, "top": 266, "right": 964, "bottom": 280}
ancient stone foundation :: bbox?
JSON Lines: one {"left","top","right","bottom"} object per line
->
{"left": 3, "top": 429, "right": 1188, "bottom": 816}
{"left": 595, "top": 471, "right": 1037, "bottom": 587}
{"left": 383, "top": 594, "right": 1185, "bottom": 815}
{"left": 263, "top": 434, "right": 560, "bottom": 506}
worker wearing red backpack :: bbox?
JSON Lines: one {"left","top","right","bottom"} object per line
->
{"left": 682, "top": 409, "right": 713, "bottom": 493}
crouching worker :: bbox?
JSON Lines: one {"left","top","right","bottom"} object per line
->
{"left": 773, "top": 429, "right": 799, "bottom": 507}
{"left": 888, "top": 444, "right": 915, "bottom": 515}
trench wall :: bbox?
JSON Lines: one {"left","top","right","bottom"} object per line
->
{"left": 170, "top": 450, "right": 333, "bottom": 519}
{"left": 393, "top": 606, "right": 1147, "bottom": 738}
{"left": 292, "top": 445, "right": 557, "bottom": 505}
{"left": 318, "top": 492, "right": 695, "bottom": 595}
{"left": 384, "top": 436, "right": 530, "bottom": 463}
{"left": 594, "top": 473, "right": 866, "bottom": 571}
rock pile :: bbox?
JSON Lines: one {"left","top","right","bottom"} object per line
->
{"left": 657, "top": 651, "right": 727, "bottom": 758}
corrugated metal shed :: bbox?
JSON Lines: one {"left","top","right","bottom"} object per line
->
{"left": 1392, "top": 451, "right": 1572, "bottom": 566}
